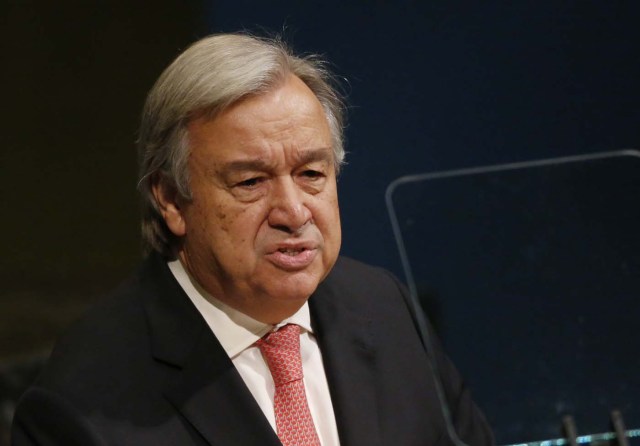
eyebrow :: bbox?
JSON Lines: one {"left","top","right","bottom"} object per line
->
{"left": 221, "top": 147, "right": 334, "bottom": 174}
{"left": 294, "top": 147, "right": 334, "bottom": 166}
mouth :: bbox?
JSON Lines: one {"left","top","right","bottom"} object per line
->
{"left": 266, "top": 245, "right": 318, "bottom": 270}
{"left": 277, "top": 247, "right": 308, "bottom": 256}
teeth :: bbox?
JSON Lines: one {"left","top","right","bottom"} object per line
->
{"left": 278, "top": 248, "right": 304, "bottom": 255}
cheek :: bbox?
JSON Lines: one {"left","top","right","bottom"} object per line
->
{"left": 215, "top": 202, "right": 266, "bottom": 247}
{"left": 314, "top": 196, "right": 341, "bottom": 237}
{"left": 322, "top": 187, "right": 341, "bottom": 220}
{"left": 186, "top": 196, "right": 235, "bottom": 246}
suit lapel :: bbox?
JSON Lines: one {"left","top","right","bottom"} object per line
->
{"left": 139, "top": 255, "right": 280, "bottom": 446}
{"left": 162, "top": 331, "right": 280, "bottom": 446}
{"left": 310, "top": 277, "right": 383, "bottom": 446}
{"left": 138, "top": 254, "right": 384, "bottom": 445}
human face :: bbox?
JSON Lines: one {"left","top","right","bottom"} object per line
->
{"left": 158, "top": 75, "right": 341, "bottom": 324}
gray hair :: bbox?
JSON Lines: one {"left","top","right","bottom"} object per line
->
{"left": 137, "top": 33, "right": 346, "bottom": 257}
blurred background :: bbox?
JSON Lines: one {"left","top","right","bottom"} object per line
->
{"left": 1, "top": 1, "right": 638, "bottom": 444}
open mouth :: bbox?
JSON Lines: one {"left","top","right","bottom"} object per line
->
{"left": 277, "top": 247, "right": 306, "bottom": 256}
{"left": 267, "top": 246, "right": 317, "bottom": 270}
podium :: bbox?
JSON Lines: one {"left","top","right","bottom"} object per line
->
{"left": 386, "top": 150, "right": 640, "bottom": 445}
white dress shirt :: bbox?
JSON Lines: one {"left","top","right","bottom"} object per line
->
{"left": 168, "top": 259, "right": 341, "bottom": 446}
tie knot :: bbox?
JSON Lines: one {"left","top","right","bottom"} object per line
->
{"left": 256, "top": 324, "right": 303, "bottom": 386}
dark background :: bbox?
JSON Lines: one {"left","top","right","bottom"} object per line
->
{"left": 1, "top": 1, "right": 638, "bottom": 444}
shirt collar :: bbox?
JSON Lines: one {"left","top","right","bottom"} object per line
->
{"left": 167, "top": 259, "right": 313, "bottom": 359}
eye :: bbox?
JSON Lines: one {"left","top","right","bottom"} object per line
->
{"left": 301, "top": 170, "right": 324, "bottom": 179}
{"left": 236, "top": 177, "right": 264, "bottom": 188}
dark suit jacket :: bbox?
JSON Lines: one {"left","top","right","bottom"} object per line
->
{"left": 12, "top": 255, "right": 493, "bottom": 445}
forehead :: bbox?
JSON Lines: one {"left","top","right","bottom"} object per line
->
{"left": 187, "top": 76, "right": 333, "bottom": 165}
{"left": 217, "top": 75, "right": 328, "bottom": 138}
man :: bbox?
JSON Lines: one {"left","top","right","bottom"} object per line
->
{"left": 12, "top": 33, "right": 493, "bottom": 445}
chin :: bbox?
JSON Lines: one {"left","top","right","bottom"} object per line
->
{"left": 267, "top": 271, "right": 323, "bottom": 303}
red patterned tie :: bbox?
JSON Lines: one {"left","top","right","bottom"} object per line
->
{"left": 256, "top": 324, "right": 322, "bottom": 446}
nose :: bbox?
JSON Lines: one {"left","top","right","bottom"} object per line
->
{"left": 267, "top": 177, "right": 312, "bottom": 233}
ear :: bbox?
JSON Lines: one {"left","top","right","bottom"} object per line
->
{"left": 151, "top": 176, "right": 187, "bottom": 237}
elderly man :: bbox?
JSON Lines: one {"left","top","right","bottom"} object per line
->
{"left": 12, "top": 34, "right": 493, "bottom": 445}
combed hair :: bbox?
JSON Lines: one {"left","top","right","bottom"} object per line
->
{"left": 137, "top": 33, "right": 346, "bottom": 257}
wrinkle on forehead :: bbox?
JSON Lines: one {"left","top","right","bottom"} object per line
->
{"left": 220, "top": 147, "right": 334, "bottom": 175}
{"left": 187, "top": 75, "right": 333, "bottom": 178}
{"left": 220, "top": 76, "right": 326, "bottom": 130}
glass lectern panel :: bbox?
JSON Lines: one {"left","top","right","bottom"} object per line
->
{"left": 386, "top": 151, "right": 640, "bottom": 445}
